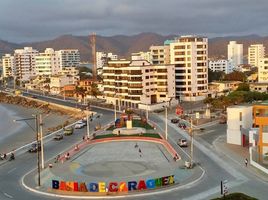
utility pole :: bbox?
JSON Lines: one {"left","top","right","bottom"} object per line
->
{"left": 114, "top": 99, "right": 117, "bottom": 122}
{"left": 35, "top": 115, "right": 41, "bottom": 187}
{"left": 39, "top": 114, "right": 44, "bottom": 169}
{"left": 90, "top": 33, "right": 97, "bottom": 81}
{"left": 165, "top": 105, "right": 168, "bottom": 140}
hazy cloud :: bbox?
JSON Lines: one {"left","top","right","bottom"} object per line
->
{"left": 0, "top": 0, "right": 267, "bottom": 42}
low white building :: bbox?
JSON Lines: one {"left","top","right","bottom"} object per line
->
{"left": 208, "top": 59, "right": 234, "bottom": 74}
{"left": 227, "top": 105, "right": 253, "bottom": 145}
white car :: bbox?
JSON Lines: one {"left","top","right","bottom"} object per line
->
{"left": 177, "top": 138, "right": 188, "bottom": 147}
{"left": 74, "top": 121, "right": 86, "bottom": 129}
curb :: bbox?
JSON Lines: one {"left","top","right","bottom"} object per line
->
{"left": 21, "top": 164, "right": 205, "bottom": 199}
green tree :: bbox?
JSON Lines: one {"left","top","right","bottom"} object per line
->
{"left": 224, "top": 71, "right": 246, "bottom": 82}
{"left": 236, "top": 83, "right": 250, "bottom": 91}
{"left": 208, "top": 68, "right": 225, "bottom": 82}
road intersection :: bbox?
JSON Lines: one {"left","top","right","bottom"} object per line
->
{"left": 0, "top": 92, "right": 268, "bottom": 199}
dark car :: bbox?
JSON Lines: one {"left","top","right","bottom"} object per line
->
{"left": 171, "top": 118, "right": 179, "bottom": 123}
{"left": 53, "top": 134, "right": 63, "bottom": 141}
{"left": 178, "top": 123, "right": 187, "bottom": 129}
{"left": 28, "top": 143, "right": 41, "bottom": 153}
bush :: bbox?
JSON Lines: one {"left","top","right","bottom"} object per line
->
{"left": 211, "top": 193, "right": 257, "bottom": 200}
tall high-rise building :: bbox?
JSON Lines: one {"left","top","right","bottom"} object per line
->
{"left": 248, "top": 44, "right": 265, "bottom": 67}
{"left": 2, "top": 54, "right": 15, "bottom": 78}
{"left": 57, "top": 49, "right": 80, "bottom": 68}
{"left": 35, "top": 48, "right": 61, "bottom": 76}
{"left": 228, "top": 41, "right": 243, "bottom": 67}
{"left": 14, "top": 47, "right": 39, "bottom": 81}
{"left": 169, "top": 35, "right": 208, "bottom": 101}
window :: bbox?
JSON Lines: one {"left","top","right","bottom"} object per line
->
{"left": 239, "top": 112, "right": 242, "bottom": 121}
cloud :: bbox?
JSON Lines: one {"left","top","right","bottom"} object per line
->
{"left": 0, "top": 0, "right": 267, "bottom": 42}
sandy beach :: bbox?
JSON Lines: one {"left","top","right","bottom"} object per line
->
{"left": 0, "top": 103, "right": 74, "bottom": 153}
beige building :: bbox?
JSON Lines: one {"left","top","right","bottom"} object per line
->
{"left": 150, "top": 45, "right": 170, "bottom": 65}
{"left": 250, "top": 83, "right": 268, "bottom": 93}
{"left": 131, "top": 51, "right": 151, "bottom": 62}
{"left": 103, "top": 60, "right": 176, "bottom": 111}
{"left": 208, "top": 81, "right": 241, "bottom": 97}
{"left": 50, "top": 74, "right": 79, "bottom": 95}
{"left": 2, "top": 54, "right": 14, "bottom": 78}
{"left": 248, "top": 44, "right": 265, "bottom": 67}
{"left": 258, "top": 57, "right": 268, "bottom": 83}
{"left": 169, "top": 35, "right": 208, "bottom": 101}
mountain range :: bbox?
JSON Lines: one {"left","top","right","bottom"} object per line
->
{"left": 1, "top": 33, "right": 268, "bottom": 62}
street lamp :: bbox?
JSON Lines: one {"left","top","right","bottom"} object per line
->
{"left": 162, "top": 103, "right": 168, "bottom": 140}
{"left": 13, "top": 115, "right": 41, "bottom": 187}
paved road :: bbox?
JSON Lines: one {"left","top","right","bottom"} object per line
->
{"left": 0, "top": 92, "right": 268, "bottom": 199}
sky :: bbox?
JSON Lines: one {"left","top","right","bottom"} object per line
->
{"left": 0, "top": 0, "right": 267, "bottom": 43}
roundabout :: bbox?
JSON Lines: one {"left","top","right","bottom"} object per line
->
{"left": 22, "top": 138, "right": 203, "bottom": 197}
{"left": 22, "top": 116, "right": 204, "bottom": 198}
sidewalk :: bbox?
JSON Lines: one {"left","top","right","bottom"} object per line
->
{"left": 213, "top": 135, "right": 268, "bottom": 182}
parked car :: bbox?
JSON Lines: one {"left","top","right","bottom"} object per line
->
{"left": 171, "top": 118, "right": 179, "bottom": 123}
{"left": 178, "top": 123, "right": 187, "bottom": 129}
{"left": 64, "top": 127, "right": 74, "bottom": 136}
{"left": 177, "top": 138, "right": 188, "bottom": 147}
{"left": 53, "top": 134, "right": 63, "bottom": 141}
{"left": 28, "top": 143, "right": 41, "bottom": 153}
{"left": 75, "top": 121, "right": 86, "bottom": 129}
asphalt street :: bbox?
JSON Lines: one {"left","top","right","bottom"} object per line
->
{"left": 0, "top": 91, "right": 268, "bottom": 200}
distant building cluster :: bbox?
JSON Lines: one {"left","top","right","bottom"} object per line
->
{"left": 1, "top": 35, "right": 268, "bottom": 111}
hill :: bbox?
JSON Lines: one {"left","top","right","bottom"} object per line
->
{"left": 1, "top": 33, "right": 268, "bottom": 62}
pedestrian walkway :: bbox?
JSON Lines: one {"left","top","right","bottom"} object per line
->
{"left": 213, "top": 135, "right": 268, "bottom": 182}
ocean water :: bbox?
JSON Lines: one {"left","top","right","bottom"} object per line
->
{"left": 0, "top": 104, "right": 24, "bottom": 141}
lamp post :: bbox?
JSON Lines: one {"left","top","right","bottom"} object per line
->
{"left": 13, "top": 115, "right": 41, "bottom": 186}
{"left": 190, "top": 117, "right": 194, "bottom": 168}
{"left": 86, "top": 112, "right": 90, "bottom": 139}
{"left": 114, "top": 98, "right": 117, "bottom": 122}
{"left": 165, "top": 105, "right": 168, "bottom": 140}
{"left": 162, "top": 103, "right": 168, "bottom": 140}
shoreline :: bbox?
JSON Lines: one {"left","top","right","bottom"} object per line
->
{"left": 0, "top": 99, "right": 80, "bottom": 153}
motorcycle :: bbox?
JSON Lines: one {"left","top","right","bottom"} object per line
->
{"left": 9, "top": 153, "right": 15, "bottom": 161}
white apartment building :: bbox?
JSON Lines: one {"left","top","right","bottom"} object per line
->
{"left": 2, "top": 54, "right": 15, "bottom": 78}
{"left": 57, "top": 49, "right": 80, "bottom": 68}
{"left": 169, "top": 35, "right": 208, "bottom": 101}
{"left": 14, "top": 47, "right": 39, "bottom": 81}
{"left": 228, "top": 41, "right": 243, "bottom": 67}
{"left": 35, "top": 48, "right": 61, "bottom": 76}
{"left": 258, "top": 57, "right": 268, "bottom": 83}
{"left": 209, "top": 59, "right": 234, "bottom": 74}
{"left": 227, "top": 105, "right": 253, "bottom": 145}
{"left": 59, "top": 66, "right": 79, "bottom": 77}
{"left": 131, "top": 51, "right": 151, "bottom": 62}
{"left": 103, "top": 60, "right": 176, "bottom": 111}
{"left": 96, "top": 52, "right": 118, "bottom": 75}
{"left": 248, "top": 44, "right": 265, "bottom": 67}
